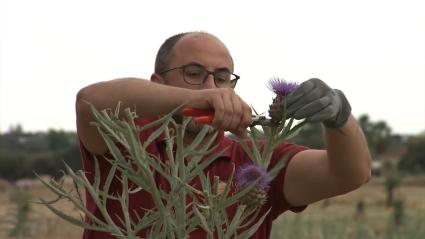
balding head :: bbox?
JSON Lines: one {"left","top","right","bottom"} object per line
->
{"left": 154, "top": 31, "right": 233, "bottom": 74}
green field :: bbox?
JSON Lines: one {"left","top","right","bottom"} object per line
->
{"left": 1, "top": 177, "right": 424, "bottom": 239}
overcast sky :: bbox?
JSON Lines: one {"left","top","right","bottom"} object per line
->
{"left": 1, "top": 0, "right": 424, "bottom": 135}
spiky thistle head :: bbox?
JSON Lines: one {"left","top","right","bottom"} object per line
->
{"left": 235, "top": 163, "right": 271, "bottom": 208}
{"left": 236, "top": 163, "right": 271, "bottom": 191}
{"left": 267, "top": 78, "right": 299, "bottom": 122}
{"left": 267, "top": 77, "right": 298, "bottom": 97}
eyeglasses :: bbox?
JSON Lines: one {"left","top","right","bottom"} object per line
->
{"left": 158, "top": 64, "right": 240, "bottom": 88}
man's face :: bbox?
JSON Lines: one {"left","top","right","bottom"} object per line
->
{"left": 161, "top": 33, "right": 234, "bottom": 90}
{"left": 158, "top": 33, "right": 235, "bottom": 135}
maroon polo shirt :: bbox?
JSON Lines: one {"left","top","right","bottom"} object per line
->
{"left": 79, "top": 118, "right": 308, "bottom": 239}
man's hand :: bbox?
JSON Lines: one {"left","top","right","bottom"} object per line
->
{"left": 188, "top": 88, "right": 252, "bottom": 138}
{"left": 285, "top": 78, "right": 352, "bottom": 129}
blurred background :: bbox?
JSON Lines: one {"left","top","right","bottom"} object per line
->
{"left": 0, "top": 0, "right": 424, "bottom": 238}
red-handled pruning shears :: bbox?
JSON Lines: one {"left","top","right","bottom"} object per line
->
{"left": 181, "top": 107, "right": 274, "bottom": 127}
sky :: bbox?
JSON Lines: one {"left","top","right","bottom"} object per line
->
{"left": 0, "top": 0, "right": 424, "bottom": 135}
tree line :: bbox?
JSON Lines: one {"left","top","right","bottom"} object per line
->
{"left": 0, "top": 114, "right": 424, "bottom": 181}
{"left": 0, "top": 126, "right": 81, "bottom": 180}
{"left": 291, "top": 114, "right": 425, "bottom": 175}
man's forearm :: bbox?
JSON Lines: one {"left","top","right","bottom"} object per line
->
{"left": 76, "top": 78, "right": 198, "bottom": 154}
{"left": 75, "top": 77, "right": 252, "bottom": 154}
{"left": 76, "top": 78, "right": 196, "bottom": 119}
{"left": 325, "top": 115, "right": 372, "bottom": 190}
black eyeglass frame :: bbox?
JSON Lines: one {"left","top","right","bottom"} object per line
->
{"left": 158, "top": 63, "right": 240, "bottom": 88}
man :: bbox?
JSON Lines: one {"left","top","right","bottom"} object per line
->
{"left": 76, "top": 31, "right": 371, "bottom": 238}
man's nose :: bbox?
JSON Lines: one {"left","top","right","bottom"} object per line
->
{"left": 201, "top": 73, "right": 217, "bottom": 89}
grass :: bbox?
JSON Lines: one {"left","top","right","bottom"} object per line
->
{"left": 0, "top": 176, "right": 424, "bottom": 239}
{"left": 271, "top": 177, "right": 425, "bottom": 239}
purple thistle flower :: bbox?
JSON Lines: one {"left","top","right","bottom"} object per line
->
{"left": 267, "top": 77, "right": 298, "bottom": 97}
{"left": 236, "top": 163, "right": 272, "bottom": 191}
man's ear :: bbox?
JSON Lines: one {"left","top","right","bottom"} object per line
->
{"left": 151, "top": 73, "right": 165, "bottom": 84}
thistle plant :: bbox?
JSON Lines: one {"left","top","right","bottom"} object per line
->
{"left": 36, "top": 103, "right": 268, "bottom": 238}
{"left": 235, "top": 163, "right": 272, "bottom": 208}
{"left": 35, "top": 78, "right": 306, "bottom": 238}
{"left": 236, "top": 78, "right": 306, "bottom": 209}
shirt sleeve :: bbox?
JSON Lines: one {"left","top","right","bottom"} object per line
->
{"left": 266, "top": 142, "right": 309, "bottom": 220}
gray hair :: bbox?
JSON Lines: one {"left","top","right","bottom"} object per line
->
{"left": 154, "top": 32, "right": 191, "bottom": 74}
{"left": 154, "top": 31, "right": 233, "bottom": 74}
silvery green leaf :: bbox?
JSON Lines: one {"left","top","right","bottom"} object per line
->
{"left": 225, "top": 205, "right": 247, "bottom": 238}
{"left": 123, "top": 122, "right": 145, "bottom": 162}
{"left": 221, "top": 177, "right": 261, "bottom": 209}
{"left": 98, "top": 129, "right": 128, "bottom": 166}
{"left": 39, "top": 198, "right": 111, "bottom": 233}
{"left": 34, "top": 173, "right": 67, "bottom": 201}
{"left": 93, "top": 154, "right": 101, "bottom": 194}
{"left": 133, "top": 209, "right": 159, "bottom": 234}
{"left": 101, "top": 158, "right": 118, "bottom": 204}
{"left": 113, "top": 101, "right": 121, "bottom": 118}
{"left": 90, "top": 105, "right": 127, "bottom": 147}
{"left": 78, "top": 171, "right": 121, "bottom": 229}
{"left": 184, "top": 129, "right": 219, "bottom": 172}
{"left": 186, "top": 124, "right": 212, "bottom": 152}
{"left": 239, "top": 139, "right": 257, "bottom": 165}
{"left": 249, "top": 128, "right": 264, "bottom": 165}
{"left": 285, "top": 120, "right": 307, "bottom": 140}
{"left": 237, "top": 208, "right": 271, "bottom": 239}
{"left": 217, "top": 165, "right": 235, "bottom": 205}
{"left": 138, "top": 103, "right": 184, "bottom": 132}
{"left": 193, "top": 206, "right": 213, "bottom": 238}
{"left": 281, "top": 117, "right": 295, "bottom": 136}
{"left": 119, "top": 175, "right": 133, "bottom": 235}
{"left": 144, "top": 155, "right": 174, "bottom": 183}
{"left": 251, "top": 105, "right": 260, "bottom": 115}
{"left": 138, "top": 115, "right": 168, "bottom": 132}
{"left": 142, "top": 118, "right": 169, "bottom": 150}
{"left": 267, "top": 155, "right": 288, "bottom": 180}
{"left": 212, "top": 176, "right": 220, "bottom": 195}
{"left": 164, "top": 126, "right": 176, "bottom": 174}
{"left": 249, "top": 126, "right": 264, "bottom": 139}
{"left": 185, "top": 147, "right": 224, "bottom": 182}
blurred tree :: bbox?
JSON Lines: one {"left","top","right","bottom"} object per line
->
{"left": 0, "top": 149, "right": 32, "bottom": 180}
{"left": 358, "top": 114, "right": 395, "bottom": 157}
{"left": 0, "top": 128, "right": 81, "bottom": 180}
{"left": 47, "top": 129, "right": 70, "bottom": 150}
{"left": 290, "top": 122, "right": 324, "bottom": 149}
{"left": 31, "top": 152, "right": 63, "bottom": 178}
{"left": 398, "top": 135, "right": 425, "bottom": 174}
{"left": 62, "top": 143, "right": 82, "bottom": 170}
{"left": 8, "top": 124, "right": 24, "bottom": 135}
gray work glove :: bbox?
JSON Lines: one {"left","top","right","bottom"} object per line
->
{"left": 285, "top": 78, "right": 351, "bottom": 129}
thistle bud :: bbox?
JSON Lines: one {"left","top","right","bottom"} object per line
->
{"left": 236, "top": 163, "right": 271, "bottom": 208}
{"left": 267, "top": 78, "right": 298, "bottom": 123}
{"left": 269, "top": 95, "right": 284, "bottom": 123}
